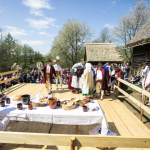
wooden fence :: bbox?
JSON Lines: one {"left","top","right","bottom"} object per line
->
{"left": 0, "top": 70, "right": 19, "bottom": 85}
{"left": 0, "top": 132, "right": 150, "bottom": 150}
{"left": 115, "top": 78, "right": 150, "bottom": 121}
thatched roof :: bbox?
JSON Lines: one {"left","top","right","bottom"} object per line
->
{"left": 127, "top": 18, "right": 150, "bottom": 47}
{"left": 85, "top": 43, "right": 124, "bottom": 62}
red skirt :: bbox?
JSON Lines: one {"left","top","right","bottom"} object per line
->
{"left": 68, "top": 75, "right": 78, "bottom": 90}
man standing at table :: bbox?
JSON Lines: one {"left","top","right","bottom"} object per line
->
{"left": 39, "top": 59, "right": 56, "bottom": 94}
{"left": 96, "top": 63, "right": 108, "bottom": 100}
{"left": 53, "top": 56, "right": 63, "bottom": 90}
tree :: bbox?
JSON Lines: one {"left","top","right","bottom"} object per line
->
{"left": 112, "top": 0, "right": 150, "bottom": 63}
{"left": 51, "top": 19, "right": 93, "bottom": 66}
{"left": 93, "top": 27, "right": 113, "bottom": 43}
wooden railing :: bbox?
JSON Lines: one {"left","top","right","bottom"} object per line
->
{"left": 115, "top": 78, "right": 150, "bottom": 121}
{"left": 0, "top": 132, "right": 150, "bottom": 150}
{"left": 0, "top": 70, "right": 19, "bottom": 85}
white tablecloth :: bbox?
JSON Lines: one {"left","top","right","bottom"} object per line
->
{"left": 0, "top": 99, "right": 108, "bottom": 135}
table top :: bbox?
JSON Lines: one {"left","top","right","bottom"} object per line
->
{"left": 0, "top": 98, "right": 108, "bottom": 135}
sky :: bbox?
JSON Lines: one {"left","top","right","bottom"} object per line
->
{"left": 0, "top": 0, "right": 149, "bottom": 55}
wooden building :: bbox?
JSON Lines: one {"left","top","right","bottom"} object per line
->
{"left": 126, "top": 18, "right": 150, "bottom": 69}
{"left": 84, "top": 43, "right": 124, "bottom": 65}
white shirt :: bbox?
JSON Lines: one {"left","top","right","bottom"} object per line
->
{"left": 46, "top": 65, "right": 51, "bottom": 73}
{"left": 96, "top": 70, "right": 103, "bottom": 80}
{"left": 145, "top": 71, "right": 150, "bottom": 88}
{"left": 53, "top": 64, "right": 63, "bottom": 75}
{"left": 141, "top": 66, "right": 149, "bottom": 78}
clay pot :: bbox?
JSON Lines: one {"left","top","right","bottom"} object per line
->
{"left": 57, "top": 101, "right": 61, "bottom": 107}
{"left": 28, "top": 103, "right": 33, "bottom": 110}
{"left": 21, "top": 95, "right": 30, "bottom": 105}
{"left": 83, "top": 105, "right": 89, "bottom": 112}
{"left": 17, "top": 103, "right": 22, "bottom": 110}
{"left": 6, "top": 98, "right": 10, "bottom": 104}
{"left": 48, "top": 97, "right": 57, "bottom": 109}
{"left": 0, "top": 100, "right": 5, "bottom": 107}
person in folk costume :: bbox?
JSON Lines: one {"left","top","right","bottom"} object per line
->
{"left": 103, "top": 62, "right": 112, "bottom": 96}
{"left": 81, "top": 63, "right": 94, "bottom": 98}
{"left": 53, "top": 56, "right": 63, "bottom": 90}
{"left": 144, "top": 65, "right": 150, "bottom": 106}
{"left": 39, "top": 59, "right": 56, "bottom": 95}
{"left": 68, "top": 63, "right": 84, "bottom": 94}
{"left": 115, "top": 66, "right": 124, "bottom": 88}
{"left": 140, "top": 62, "right": 149, "bottom": 100}
{"left": 96, "top": 63, "right": 109, "bottom": 100}
{"left": 111, "top": 65, "right": 117, "bottom": 92}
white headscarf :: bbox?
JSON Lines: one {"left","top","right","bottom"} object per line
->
{"left": 72, "top": 63, "right": 77, "bottom": 69}
{"left": 85, "top": 63, "right": 92, "bottom": 72}
{"left": 78, "top": 62, "right": 84, "bottom": 68}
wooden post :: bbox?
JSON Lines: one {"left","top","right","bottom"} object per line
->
{"left": 140, "top": 95, "right": 146, "bottom": 121}
{"left": 70, "top": 136, "right": 75, "bottom": 150}
{"left": 116, "top": 81, "right": 120, "bottom": 97}
{"left": 17, "top": 70, "right": 19, "bottom": 84}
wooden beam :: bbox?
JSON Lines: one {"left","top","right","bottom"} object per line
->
{"left": 0, "top": 76, "right": 19, "bottom": 84}
{"left": 115, "top": 86, "right": 150, "bottom": 115}
{"left": 0, "top": 70, "right": 18, "bottom": 76}
{"left": 117, "top": 78, "right": 150, "bottom": 97}
{"left": 0, "top": 132, "right": 150, "bottom": 148}
{"left": 140, "top": 95, "right": 146, "bottom": 121}
{"left": 70, "top": 137, "right": 75, "bottom": 150}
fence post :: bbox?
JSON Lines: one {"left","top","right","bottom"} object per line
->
{"left": 70, "top": 136, "right": 75, "bottom": 150}
{"left": 17, "top": 70, "right": 19, "bottom": 84}
{"left": 140, "top": 95, "right": 146, "bottom": 121}
{"left": 116, "top": 80, "right": 120, "bottom": 97}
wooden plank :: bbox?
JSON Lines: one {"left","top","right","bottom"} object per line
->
{"left": 140, "top": 95, "right": 146, "bottom": 121}
{"left": 116, "top": 86, "right": 150, "bottom": 115}
{"left": 0, "top": 70, "right": 18, "bottom": 76}
{"left": 117, "top": 78, "right": 150, "bottom": 98}
{"left": 0, "top": 76, "right": 19, "bottom": 84}
{"left": 0, "top": 132, "right": 150, "bottom": 148}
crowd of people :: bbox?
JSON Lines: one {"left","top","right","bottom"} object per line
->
{"left": 0, "top": 59, "right": 150, "bottom": 105}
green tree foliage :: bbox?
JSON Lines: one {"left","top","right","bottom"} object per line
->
{"left": 47, "top": 19, "right": 93, "bottom": 68}
{"left": 0, "top": 30, "right": 44, "bottom": 72}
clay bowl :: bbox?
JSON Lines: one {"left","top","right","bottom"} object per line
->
{"left": 76, "top": 100, "right": 86, "bottom": 107}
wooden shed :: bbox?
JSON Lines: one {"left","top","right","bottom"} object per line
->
{"left": 84, "top": 43, "right": 124, "bottom": 65}
{"left": 126, "top": 18, "right": 150, "bottom": 69}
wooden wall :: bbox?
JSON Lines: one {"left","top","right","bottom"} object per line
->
{"left": 132, "top": 43, "right": 150, "bottom": 69}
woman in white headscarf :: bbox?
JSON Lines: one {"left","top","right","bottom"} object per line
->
{"left": 81, "top": 63, "right": 94, "bottom": 98}
{"left": 68, "top": 63, "right": 84, "bottom": 94}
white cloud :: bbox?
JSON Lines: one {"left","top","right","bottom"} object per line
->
{"left": 25, "top": 17, "right": 56, "bottom": 29}
{"left": 38, "top": 31, "right": 56, "bottom": 37}
{"left": 22, "top": 0, "right": 54, "bottom": 16}
{"left": 104, "top": 24, "right": 113, "bottom": 29}
{"left": 21, "top": 40, "right": 45, "bottom": 46}
{"left": 5, "top": 26, "right": 27, "bottom": 36}
{"left": 111, "top": 0, "right": 116, "bottom": 5}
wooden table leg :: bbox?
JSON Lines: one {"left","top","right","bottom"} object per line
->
{"left": 73, "top": 125, "right": 78, "bottom": 134}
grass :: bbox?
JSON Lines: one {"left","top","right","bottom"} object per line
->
{"left": 122, "top": 84, "right": 149, "bottom": 104}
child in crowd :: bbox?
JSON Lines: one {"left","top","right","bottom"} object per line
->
{"left": 63, "top": 77, "right": 68, "bottom": 84}
{"left": 40, "top": 76, "right": 43, "bottom": 84}
{"left": 31, "top": 76, "right": 35, "bottom": 83}
{"left": 36, "top": 77, "right": 40, "bottom": 83}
